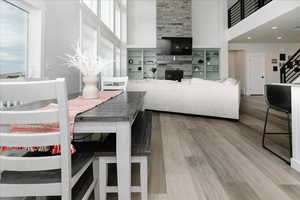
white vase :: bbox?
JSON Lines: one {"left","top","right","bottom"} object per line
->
{"left": 82, "top": 75, "right": 99, "bottom": 99}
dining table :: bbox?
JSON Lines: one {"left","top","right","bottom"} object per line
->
{"left": 74, "top": 91, "right": 145, "bottom": 200}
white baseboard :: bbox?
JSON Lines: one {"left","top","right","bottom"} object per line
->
{"left": 291, "top": 158, "right": 300, "bottom": 173}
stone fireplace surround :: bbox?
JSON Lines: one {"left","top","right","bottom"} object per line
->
{"left": 156, "top": 0, "right": 193, "bottom": 79}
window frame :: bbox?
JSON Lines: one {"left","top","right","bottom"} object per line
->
{"left": 80, "top": 0, "right": 127, "bottom": 79}
{"left": 4, "top": 0, "right": 45, "bottom": 79}
{"left": 0, "top": 0, "right": 29, "bottom": 78}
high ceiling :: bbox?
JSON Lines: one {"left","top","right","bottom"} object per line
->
{"left": 229, "top": 6, "right": 300, "bottom": 43}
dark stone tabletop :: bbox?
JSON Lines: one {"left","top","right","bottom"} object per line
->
{"left": 76, "top": 92, "right": 146, "bottom": 123}
{"left": 9, "top": 91, "right": 145, "bottom": 123}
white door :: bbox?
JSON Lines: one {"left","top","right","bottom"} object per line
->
{"left": 248, "top": 53, "right": 265, "bottom": 95}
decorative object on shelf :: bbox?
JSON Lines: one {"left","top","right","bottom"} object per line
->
{"left": 64, "top": 41, "right": 113, "bottom": 99}
{"left": 128, "top": 58, "right": 133, "bottom": 64}
{"left": 138, "top": 67, "right": 142, "bottom": 71}
{"left": 145, "top": 60, "right": 154, "bottom": 64}
{"left": 272, "top": 59, "right": 278, "bottom": 64}
{"left": 280, "top": 53, "right": 286, "bottom": 61}
{"left": 194, "top": 66, "right": 200, "bottom": 71}
{"left": 198, "top": 59, "right": 204, "bottom": 64}
{"left": 151, "top": 68, "right": 157, "bottom": 79}
{"left": 273, "top": 66, "right": 278, "bottom": 72}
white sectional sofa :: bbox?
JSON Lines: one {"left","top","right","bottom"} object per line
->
{"left": 127, "top": 78, "right": 240, "bottom": 120}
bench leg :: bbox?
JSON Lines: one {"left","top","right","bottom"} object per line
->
{"left": 99, "top": 158, "right": 108, "bottom": 200}
{"left": 140, "top": 157, "right": 148, "bottom": 200}
{"left": 93, "top": 159, "right": 100, "bottom": 200}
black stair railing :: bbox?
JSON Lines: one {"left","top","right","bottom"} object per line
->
{"left": 281, "top": 49, "right": 300, "bottom": 83}
{"left": 228, "top": 0, "right": 273, "bottom": 28}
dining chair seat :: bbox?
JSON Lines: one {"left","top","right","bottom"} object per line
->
{"left": 1, "top": 153, "right": 94, "bottom": 184}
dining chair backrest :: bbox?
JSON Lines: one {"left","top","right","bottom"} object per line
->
{"left": 101, "top": 76, "right": 128, "bottom": 91}
{"left": 265, "top": 84, "right": 291, "bottom": 113}
{"left": 0, "top": 78, "right": 72, "bottom": 197}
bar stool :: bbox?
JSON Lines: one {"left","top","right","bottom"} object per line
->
{"left": 262, "top": 84, "right": 292, "bottom": 164}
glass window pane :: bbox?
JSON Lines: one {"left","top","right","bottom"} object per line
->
{"left": 100, "top": 37, "right": 114, "bottom": 77}
{"left": 82, "top": 23, "right": 98, "bottom": 57}
{"left": 83, "top": 0, "right": 98, "bottom": 15}
{"left": 115, "top": 47, "right": 121, "bottom": 76}
{"left": 101, "top": 0, "right": 114, "bottom": 31}
{"left": 115, "top": 4, "right": 121, "bottom": 38}
{"left": 0, "top": 0, "right": 28, "bottom": 78}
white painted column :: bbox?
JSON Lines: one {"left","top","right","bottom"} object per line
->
{"left": 291, "top": 85, "right": 300, "bottom": 172}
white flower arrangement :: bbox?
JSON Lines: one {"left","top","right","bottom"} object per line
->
{"left": 65, "top": 42, "right": 113, "bottom": 76}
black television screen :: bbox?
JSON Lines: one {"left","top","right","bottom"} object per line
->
{"left": 157, "top": 37, "right": 192, "bottom": 55}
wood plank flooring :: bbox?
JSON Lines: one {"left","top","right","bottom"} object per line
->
{"left": 2, "top": 96, "right": 300, "bottom": 200}
{"left": 148, "top": 96, "right": 300, "bottom": 200}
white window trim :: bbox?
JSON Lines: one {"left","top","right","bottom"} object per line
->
{"left": 6, "top": 0, "right": 45, "bottom": 79}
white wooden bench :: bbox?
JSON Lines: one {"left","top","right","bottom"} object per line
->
{"left": 73, "top": 111, "right": 152, "bottom": 200}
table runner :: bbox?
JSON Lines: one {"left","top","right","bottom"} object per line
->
{"left": 0, "top": 91, "right": 122, "bottom": 154}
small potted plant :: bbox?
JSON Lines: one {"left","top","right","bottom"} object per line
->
{"left": 65, "top": 42, "right": 113, "bottom": 99}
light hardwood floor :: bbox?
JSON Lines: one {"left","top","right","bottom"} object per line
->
{"left": 148, "top": 96, "right": 300, "bottom": 200}
{"left": 3, "top": 96, "right": 300, "bottom": 200}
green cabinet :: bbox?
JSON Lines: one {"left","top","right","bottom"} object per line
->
{"left": 193, "top": 48, "right": 220, "bottom": 80}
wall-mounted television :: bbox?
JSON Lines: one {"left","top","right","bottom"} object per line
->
{"left": 157, "top": 37, "right": 192, "bottom": 56}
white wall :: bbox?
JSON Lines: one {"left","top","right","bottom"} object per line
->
{"left": 192, "top": 0, "right": 219, "bottom": 48}
{"left": 229, "top": 43, "right": 300, "bottom": 94}
{"left": 229, "top": 50, "right": 247, "bottom": 94}
{"left": 227, "top": 0, "right": 238, "bottom": 8}
{"left": 193, "top": 0, "right": 228, "bottom": 79}
{"left": 127, "top": 0, "right": 156, "bottom": 48}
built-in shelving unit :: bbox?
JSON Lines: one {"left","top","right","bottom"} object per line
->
{"left": 127, "top": 48, "right": 157, "bottom": 80}
{"left": 192, "top": 48, "right": 220, "bottom": 80}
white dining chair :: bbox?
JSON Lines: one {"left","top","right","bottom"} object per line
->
{"left": 0, "top": 78, "right": 99, "bottom": 200}
{"left": 101, "top": 76, "right": 128, "bottom": 91}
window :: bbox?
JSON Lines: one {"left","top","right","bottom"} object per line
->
{"left": 83, "top": 0, "right": 98, "bottom": 15}
{"left": 82, "top": 23, "right": 98, "bottom": 57}
{"left": 115, "top": 47, "right": 121, "bottom": 76}
{"left": 100, "top": 0, "right": 114, "bottom": 31}
{"left": 0, "top": 0, "right": 28, "bottom": 78}
{"left": 100, "top": 37, "right": 114, "bottom": 77}
{"left": 115, "top": 3, "right": 121, "bottom": 38}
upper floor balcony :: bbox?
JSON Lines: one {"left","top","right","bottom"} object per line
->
{"left": 228, "top": 0, "right": 273, "bottom": 28}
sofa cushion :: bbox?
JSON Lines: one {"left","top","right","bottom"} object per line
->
{"left": 191, "top": 78, "right": 222, "bottom": 86}
{"left": 222, "top": 78, "right": 238, "bottom": 85}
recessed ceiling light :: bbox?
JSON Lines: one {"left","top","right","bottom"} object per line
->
{"left": 272, "top": 26, "right": 278, "bottom": 30}
{"left": 277, "top": 36, "right": 283, "bottom": 40}
{"left": 247, "top": 37, "right": 252, "bottom": 40}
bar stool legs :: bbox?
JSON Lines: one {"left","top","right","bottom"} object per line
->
{"left": 262, "top": 106, "right": 292, "bottom": 164}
